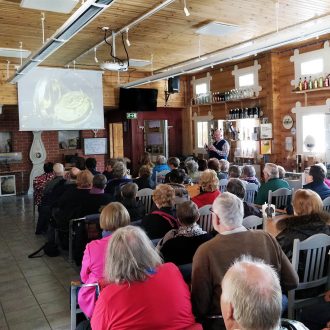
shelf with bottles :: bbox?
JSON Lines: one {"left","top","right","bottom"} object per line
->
{"left": 292, "top": 75, "right": 330, "bottom": 93}
{"left": 191, "top": 87, "right": 258, "bottom": 106}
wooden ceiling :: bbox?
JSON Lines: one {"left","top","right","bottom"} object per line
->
{"left": 1, "top": 0, "right": 330, "bottom": 74}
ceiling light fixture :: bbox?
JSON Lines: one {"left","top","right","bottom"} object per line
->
{"left": 183, "top": 0, "right": 190, "bottom": 16}
{"left": 9, "top": 0, "right": 115, "bottom": 84}
{"left": 125, "top": 28, "right": 131, "bottom": 47}
{"left": 121, "top": 14, "right": 330, "bottom": 88}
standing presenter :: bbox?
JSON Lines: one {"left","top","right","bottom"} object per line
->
{"left": 205, "top": 129, "right": 230, "bottom": 160}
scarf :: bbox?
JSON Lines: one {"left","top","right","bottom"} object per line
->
{"left": 176, "top": 223, "right": 206, "bottom": 237}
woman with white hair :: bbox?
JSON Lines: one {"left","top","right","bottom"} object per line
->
{"left": 91, "top": 226, "right": 202, "bottom": 330}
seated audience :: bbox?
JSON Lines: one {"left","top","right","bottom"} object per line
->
{"left": 139, "top": 151, "right": 154, "bottom": 169}
{"left": 218, "top": 159, "right": 229, "bottom": 180}
{"left": 134, "top": 165, "right": 154, "bottom": 190}
{"left": 185, "top": 159, "right": 200, "bottom": 184}
{"left": 120, "top": 183, "right": 145, "bottom": 222}
{"left": 91, "top": 226, "right": 202, "bottom": 330}
{"left": 151, "top": 155, "right": 171, "bottom": 182}
{"left": 221, "top": 256, "right": 307, "bottom": 330}
{"left": 240, "top": 164, "right": 260, "bottom": 187}
{"left": 303, "top": 165, "right": 330, "bottom": 200}
{"left": 33, "top": 161, "right": 54, "bottom": 207}
{"left": 316, "top": 162, "right": 330, "bottom": 188}
{"left": 158, "top": 201, "right": 211, "bottom": 265}
{"left": 228, "top": 165, "right": 241, "bottom": 179}
{"left": 78, "top": 202, "right": 130, "bottom": 318}
{"left": 102, "top": 158, "right": 117, "bottom": 180}
{"left": 276, "top": 189, "right": 330, "bottom": 261}
{"left": 141, "top": 184, "right": 178, "bottom": 239}
{"left": 167, "top": 169, "right": 189, "bottom": 205}
{"left": 226, "top": 178, "right": 262, "bottom": 219}
{"left": 198, "top": 158, "right": 208, "bottom": 172}
{"left": 278, "top": 165, "right": 286, "bottom": 179}
{"left": 255, "top": 163, "right": 290, "bottom": 205}
{"left": 191, "top": 169, "right": 220, "bottom": 208}
{"left": 191, "top": 192, "right": 298, "bottom": 329}
{"left": 104, "top": 161, "right": 132, "bottom": 200}
{"left": 207, "top": 158, "right": 222, "bottom": 181}
{"left": 85, "top": 157, "right": 100, "bottom": 175}
{"left": 164, "top": 157, "right": 180, "bottom": 183}
{"left": 81, "top": 174, "right": 112, "bottom": 216}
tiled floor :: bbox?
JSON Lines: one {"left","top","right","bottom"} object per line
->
{"left": 0, "top": 195, "right": 79, "bottom": 330}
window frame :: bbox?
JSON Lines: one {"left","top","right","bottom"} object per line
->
{"left": 191, "top": 72, "right": 212, "bottom": 97}
{"left": 193, "top": 111, "right": 213, "bottom": 154}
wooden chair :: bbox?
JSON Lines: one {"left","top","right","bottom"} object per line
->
{"left": 155, "top": 170, "right": 170, "bottom": 185}
{"left": 285, "top": 178, "right": 303, "bottom": 191}
{"left": 242, "top": 215, "right": 263, "bottom": 230}
{"left": 219, "top": 179, "right": 228, "bottom": 193}
{"left": 268, "top": 188, "right": 293, "bottom": 210}
{"left": 198, "top": 204, "right": 213, "bottom": 232}
{"left": 288, "top": 233, "right": 330, "bottom": 319}
{"left": 70, "top": 280, "right": 100, "bottom": 330}
{"left": 322, "top": 196, "right": 330, "bottom": 212}
{"left": 244, "top": 183, "right": 258, "bottom": 203}
{"left": 136, "top": 188, "right": 154, "bottom": 214}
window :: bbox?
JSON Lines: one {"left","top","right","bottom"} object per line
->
{"left": 197, "top": 121, "right": 208, "bottom": 148}
{"left": 238, "top": 73, "right": 254, "bottom": 87}
{"left": 301, "top": 58, "right": 323, "bottom": 76}
{"left": 302, "top": 114, "right": 325, "bottom": 154}
{"left": 191, "top": 73, "right": 212, "bottom": 97}
{"left": 195, "top": 83, "right": 207, "bottom": 95}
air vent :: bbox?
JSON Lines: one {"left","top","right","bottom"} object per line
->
{"left": 20, "top": 0, "right": 78, "bottom": 13}
{"left": 196, "top": 21, "right": 240, "bottom": 36}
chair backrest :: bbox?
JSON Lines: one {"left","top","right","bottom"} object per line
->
{"left": 285, "top": 178, "right": 303, "bottom": 191}
{"left": 136, "top": 188, "right": 154, "bottom": 214}
{"left": 288, "top": 233, "right": 330, "bottom": 319}
{"left": 242, "top": 215, "right": 263, "bottom": 230}
{"left": 219, "top": 179, "right": 228, "bottom": 193}
{"left": 322, "top": 196, "right": 330, "bottom": 212}
{"left": 198, "top": 204, "right": 213, "bottom": 232}
{"left": 268, "top": 188, "right": 293, "bottom": 209}
{"left": 155, "top": 170, "right": 170, "bottom": 185}
{"left": 244, "top": 183, "right": 259, "bottom": 203}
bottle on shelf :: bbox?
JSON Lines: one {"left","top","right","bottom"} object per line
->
{"left": 325, "top": 75, "right": 329, "bottom": 87}
{"left": 319, "top": 77, "right": 324, "bottom": 88}
{"left": 303, "top": 77, "right": 308, "bottom": 90}
{"left": 308, "top": 76, "right": 313, "bottom": 90}
{"left": 313, "top": 78, "right": 318, "bottom": 89}
{"left": 298, "top": 78, "right": 303, "bottom": 91}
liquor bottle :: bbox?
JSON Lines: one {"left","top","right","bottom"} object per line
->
{"left": 313, "top": 78, "right": 318, "bottom": 89}
{"left": 298, "top": 78, "right": 303, "bottom": 91}
{"left": 319, "top": 77, "right": 324, "bottom": 88}
{"left": 325, "top": 75, "right": 329, "bottom": 87}
{"left": 308, "top": 76, "right": 313, "bottom": 89}
{"left": 303, "top": 77, "right": 308, "bottom": 90}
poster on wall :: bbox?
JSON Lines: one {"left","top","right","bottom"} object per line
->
{"left": 0, "top": 175, "right": 16, "bottom": 196}
{"left": 260, "top": 140, "right": 272, "bottom": 155}
{"left": 260, "top": 123, "right": 273, "bottom": 139}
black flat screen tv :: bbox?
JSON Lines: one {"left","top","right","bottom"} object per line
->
{"left": 119, "top": 87, "right": 158, "bottom": 112}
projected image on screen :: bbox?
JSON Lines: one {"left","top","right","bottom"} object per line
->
{"left": 18, "top": 67, "right": 104, "bottom": 131}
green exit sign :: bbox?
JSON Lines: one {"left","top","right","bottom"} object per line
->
{"left": 126, "top": 112, "right": 137, "bottom": 119}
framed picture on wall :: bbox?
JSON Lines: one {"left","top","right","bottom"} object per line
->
{"left": 0, "top": 175, "right": 16, "bottom": 196}
{"left": 84, "top": 138, "right": 107, "bottom": 155}
{"left": 260, "top": 140, "right": 272, "bottom": 155}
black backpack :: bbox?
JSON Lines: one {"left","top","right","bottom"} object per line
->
{"left": 28, "top": 242, "right": 60, "bottom": 258}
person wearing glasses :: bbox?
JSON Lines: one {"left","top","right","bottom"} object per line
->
{"left": 191, "top": 192, "right": 298, "bottom": 330}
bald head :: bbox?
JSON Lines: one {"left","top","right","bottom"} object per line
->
{"left": 221, "top": 256, "right": 282, "bottom": 330}
{"left": 69, "top": 167, "right": 80, "bottom": 180}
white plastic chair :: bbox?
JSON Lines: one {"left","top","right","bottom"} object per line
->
{"left": 268, "top": 188, "right": 293, "bottom": 210}
{"left": 242, "top": 215, "right": 263, "bottom": 230}
{"left": 285, "top": 178, "right": 303, "bottom": 191}
{"left": 244, "top": 183, "right": 259, "bottom": 203}
{"left": 136, "top": 188, "right": 154, "bottom": 214}
{"left": 198, "top": 204, "right": 213, "bottom": 232}
{"left": 288, "top": 233, "right": 330, "bottom": 319}
{"left": 219, "top": 179, "right": 228, "bottom": 193}
{"left": 155, "top": 170, "right": 170, "bottom": 185}
{"left": 322, "top": 196, "right": 330, "bottom": 212}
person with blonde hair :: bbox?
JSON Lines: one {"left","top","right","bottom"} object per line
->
{"left": 78, "top": 202, "right": 130, "bottom": 319}
{"left": 191, "top": 169, "right": 220, "bottom": 208}
{"left": 91, "top": 226, "right": 202, "bottom": 330}
{"left": 141, "top": 184, "right": 178, "bottom": 239}
{"left": 277, "top": 189, "right": 330, "bottom": 261}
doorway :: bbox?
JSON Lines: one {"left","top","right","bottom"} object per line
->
{"left": 109, "top": 123, "right": 124, "bottom": 158}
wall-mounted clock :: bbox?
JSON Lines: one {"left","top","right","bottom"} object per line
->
{"left": 282, "top": 115, "right": 294, "bottom": 129}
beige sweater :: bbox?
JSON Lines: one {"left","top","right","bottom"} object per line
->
{"left": 191, "top": 230, "right": 298, "bottom": 329}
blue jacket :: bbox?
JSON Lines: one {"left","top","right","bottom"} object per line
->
{"left": 152, "top": 164, "right": 171, "bottom": 182}
{"left": 303, "top": 181, "right": 330, "bottom": 200}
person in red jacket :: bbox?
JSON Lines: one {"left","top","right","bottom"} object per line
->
{"left": 91, "top": 225, "right": 201, "bottom": 330}
{"left": 191, "top": 169, "right": 220, "bottom": 208}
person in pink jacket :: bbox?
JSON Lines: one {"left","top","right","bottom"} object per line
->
{"left": 78, "top": 202, "right": 130, "bottom": 318}
{"left": 91, "top": 225, "right": 202, "bottom": 330}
